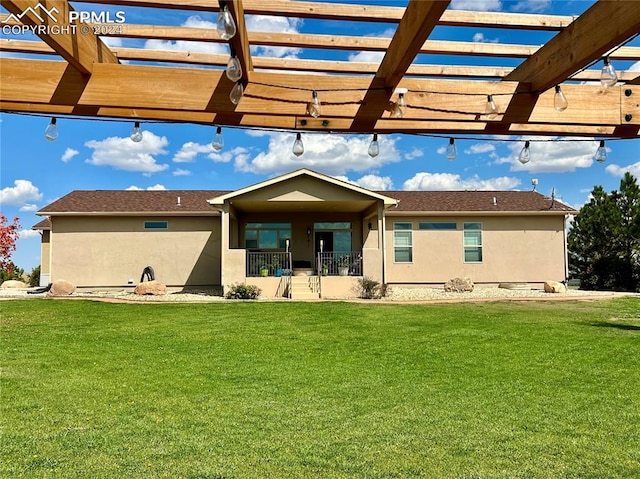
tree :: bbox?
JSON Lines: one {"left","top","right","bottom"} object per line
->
{"left": 568, "top": 172, "right": 640, "bottom": 292}
{"left": 0, "top": 214, "right": 21, "bottom": 275}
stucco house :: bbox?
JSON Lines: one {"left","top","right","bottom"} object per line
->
{"left": 33, "top": 168, "right": 576, "bottom": 298}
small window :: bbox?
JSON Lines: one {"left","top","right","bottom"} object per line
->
{"left": 144, "top": 221, "right": 168, "bottom": 230}
{"left": 419, "top": 222, "right": 457, "bottom": 230}
{"left": 393, "top": 223, "right": 413, "bottom": 263}
{"left": 463, "top": 222, "right": 482, "bottom": 263}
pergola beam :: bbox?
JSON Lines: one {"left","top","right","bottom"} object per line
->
{"left": 505, "top": 0, "right": 640, "bottom": 92}
{"left": 226, "top": 0, "right": 252, "bottom": 80}
{"left": 2, "top": 0, "right": 118, "bottom": 74}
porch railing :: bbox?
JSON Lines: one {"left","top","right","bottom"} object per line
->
{"left": 317, "top": 251, "right": 363, "bottom": 276}
{"left": 246, "top": 251, "right": 292, "bottom": 277}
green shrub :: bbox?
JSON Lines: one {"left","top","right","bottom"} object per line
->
{"left": 355, "top": 276, "right": 390, "bottom": 299}
{"left": 28, "top": 265, "right": 41, "bottom": 287}
{"left": 225, "top": 283, "right": 261, "bottom": 300}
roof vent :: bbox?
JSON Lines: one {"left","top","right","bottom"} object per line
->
{"left": 493, "top": 197, "right": 497, "bottom": 206}
{"left": 177, "top": 196, "right": 181, "bottom": 206}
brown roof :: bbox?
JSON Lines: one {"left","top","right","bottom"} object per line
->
{"left": 32, "top": 218, "right": 51, "bottom": 230}
{"left": 38, "top": 190, "right": 227, "bottom": 214}
{"left": 37, "top": 189, "right": 576, "bottom": 215}
{"left": 381, "top": 190, "right": 576, "bottom": 214}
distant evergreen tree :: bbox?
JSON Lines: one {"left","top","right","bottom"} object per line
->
{"left": 568, "top": 172, "right": 640, "bottom": 291}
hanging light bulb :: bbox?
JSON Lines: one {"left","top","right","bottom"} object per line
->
{"left": 44, "top": 117, "right": 58, "bottom": 141}
{"left": 368, "top": 133, "right": 379, "bottom": 158}
{"left": 292, "top": 132, "right": 304, "bottom": 157}
{"left": 226, "top": 54, "right": 242, "bottom": 82}
{"left": 446, "top": 138, "right": 457, "bottom": 161}
{"left": 391, "top": 92, "right": 406, "bottom": 118}
{"left": 595, "top": 140, "right": 607, "bottom": 163}
{"left": 230, "top": 81, "right": 244, "bottom": 105}
{"left": 216, "top": 4, "right": 236, "bottom": 40}
{"left": 554, "top": 85, "right": 568, "bottom": 112}
{"left": 307, "top": 90, "right": 321, "bottom": 118}
{"left": 130, "top": 121, "right": 143, "bottom": 142}
{"left": 485, "top": 95, "right": 498, "bottom": 119}
{"left": 600, "top": 57, "right": 617, "bottom": 88}
{"left": 212, "top": 126, "right": 224, "bottom": 151}
{"left": 518, "top": 140, "right": 531, "bottom": 165}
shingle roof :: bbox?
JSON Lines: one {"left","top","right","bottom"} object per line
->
{"left": 32, "top": 218, "right": 51, "bottom": 230}
{"left": 37, "top": 189, "right": 576, "bottom": 215}
{"left": 382, "top": 190, "right": 576, "bottom": 213}
{"left": 38, "top": 190, "right": 227, "bottom": 214}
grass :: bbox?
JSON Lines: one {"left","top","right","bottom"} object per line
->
{"left": 1, "top": 298, "right": 639, "bottom": 479}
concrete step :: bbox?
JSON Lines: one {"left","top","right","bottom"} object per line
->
{"left": 291, "top": 291, "right": 320, "bottom": 300}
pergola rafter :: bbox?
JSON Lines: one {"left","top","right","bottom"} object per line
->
{"left": 1, "top": 0, "right": 639, "bottom": 138}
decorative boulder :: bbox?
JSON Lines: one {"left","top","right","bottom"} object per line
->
{"left": 544, "top": 280, "right": 566, "bottom": 294}
{"left": 134, "top": 280, "right": 167, "bottom": 296}
{"left": 48, "top": 279, "right": 76, "bottom": 296}
{"left": 444, "top": 277, "right": 474, "bottom": 293}
{"left": 0, "top": 280, "right": 27, "bottom": 289}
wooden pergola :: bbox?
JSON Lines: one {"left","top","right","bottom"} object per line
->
{"left": 1, "top": 0, "right": 639, "bottom": 138}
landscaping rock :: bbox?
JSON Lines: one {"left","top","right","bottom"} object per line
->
{"left": 444, "top": 277, "right": 474, "bottom": 293}
{"left": 0, "top": 280, "right": 27, "bottom": 289}
{"left": 48, "top": 279, "right": 76, "bottom": 296}
{"left": 134, "top": 280, "right": 167, "bottom": 296}
{"left": 544, "top": 280, "right": 566, "bottom": 294}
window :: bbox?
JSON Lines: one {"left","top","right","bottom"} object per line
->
{"left": 144, "top": 221, "right": 168, "bottom": 230}
{"left": 419, "top": 222, "right": 457, "bottom": 230}
{"left": 245, "top": 223, "right": 291, "bottom": 249}
{"left": 393, "top": 223, "right": 413, "bottom": 263}
{"left": 463, "top": 223, "right": 483, "bottom": 262}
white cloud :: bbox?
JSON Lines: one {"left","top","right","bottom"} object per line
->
{"left": 436, "top": 146, "right": 447, "bottom": 155}
{"left": 85, "top": 131, "right": 169, "bottom": 175}
{"left": 126, "top": 184, "right": 167, "bottom": 191}
{"left": 495, "top": 137, "right": 597, "bottom": 173}
{"left": 246, "top": 15, "right": 302, "bottom": 58}
{"left": 19, "top": 204, "right": 39, "bottom": 212}
{"left": 348, "top": 28, "right": 393, "bottom": 63}
{"left": 404, "top": 148, "right": 424, "bottom": 160}
{"left": 335, "top": 174, "right": 394, "bottom": 191}
{"left": 511, "top": 0, "right": 551, "bottom": 13}
{"left": 173, "top": 168, "right": 192, "bottom": 176}
{"left": 100, "top": 36, "right": 123, "bottom": 48}
{"left": 173, "top": 141, "right": 215, "bottom": 163}
{"left": 0, "top": 180, "right": 43, "bottom": 206}
{"left": 61, "top": 147, "right": 79, "bottom": 163}
{"left": 144, "top": 16, "right": 228, "bottom": 55}
{"left": 605, "top": 161, "right": 640, "bottom": 178}
{"left": 209, "top": 146, "right": 251, "bottom": 164}
{"left": 235, "top": 132, "right": 401, "bottom": 176}
{"left": 472, "top": 32, "right": 499, "bottom": 43}
{"left": 465, "top": 143, "right": 496, "bottom": 155}
{"left": 18, "top": 229, "right": 40, "bottom": 239}
{"left": 451, "top": 0, "right": 502, "bottom": 11}
{"left": 630, "top": 61, "right": 640, "bottom": 72}
{"left": 403, "top": 172, "right": 520, "bottom": 191}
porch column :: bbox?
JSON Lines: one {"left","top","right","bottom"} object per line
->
{"left": 220, "top": 201, "right": 230, "bottom": 291}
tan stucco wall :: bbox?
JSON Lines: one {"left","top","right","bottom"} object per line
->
{"left": 385, "top": 215, "right": 568, "bottom": 285}
{"left": 320, "top": 276, "right": 360, "bottom": 298}
{"left": 50, "top": 216, "right": 221, "bottom": 287}
{"left": 40, "top": 230, "right": 50, "bottom": 274}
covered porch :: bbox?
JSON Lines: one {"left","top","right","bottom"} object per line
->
{"left": 207, "top": 169, "right": 398, "bottom": 298}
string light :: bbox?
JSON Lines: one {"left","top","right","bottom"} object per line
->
{"left": 226, "top": 50, "right": 242, "bottom": 82}
{"left": 391, "top": 92, "right": 406, "bottom": 118}
{"left": 212, "top": 126, "right": 224, "bottom": 151}
{"left": 600, "top": 57, "right": 617, "bottom": 88}
{"left": 292, "top": 132, "right": 304, "bottom": 156}
{"left": 485, "top": 95, "right": 498, "bottom": 119}
{"left": 230, "top": 81, "right": 244, "bottom": 105}
{"left": 44, "top": 117, "right": 58, "bottom": 141}
{"left": 595, "top": 140, "right": 607, "bottom": 163}
{"left": 368, "top": 133, "right": 379, "bottom": 158}
{"left": 130, "top": 121, "right": 143, "bottom": 142}
{"left": 216, "top": 3, "right": 236, "bottom": 40}
{"left": 446, "top": 138, "right": 457, "bottom": 161}
{"left": 554, "top": 85, "right": 568, "bottom": 112}
{"left": 307, "top": 90, "right": 321, "bottom": 118}
{"left": 518, "top": 140, "right": 531, "bottom": 164}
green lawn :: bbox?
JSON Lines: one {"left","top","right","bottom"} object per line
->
{"left": 1, "top": 298, "right": 639, "bottom": 478}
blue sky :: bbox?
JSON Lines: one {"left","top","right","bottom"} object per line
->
{"left": 1, "top": 0, "right": 639, "bottom": 271}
